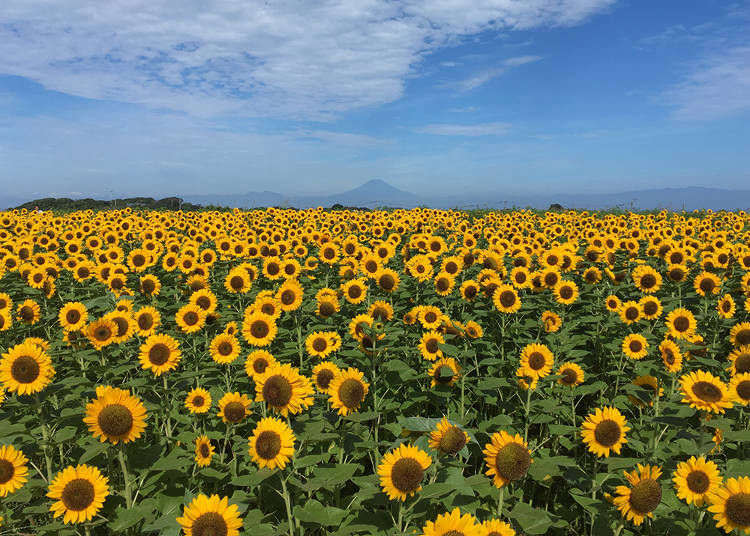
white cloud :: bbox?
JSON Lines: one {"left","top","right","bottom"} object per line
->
{"left": 0, "top": 0, "right": 613, "bottom": 120}
{"left": 456, "top": 55, "right": 542, "bottom": 91}
{"left": 415, "top": 122, "right": 511, "bottom": 136}
{"left": 664, "top": 46, "right": 750, "bottom": 120}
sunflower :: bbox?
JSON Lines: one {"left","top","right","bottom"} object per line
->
{"left": 47, "top": 464, "right": 109, "bottom": 524}
{"left": 428, "top": 358, "right": 461, "bottom": 388}
{"left": 622, "top": 334, "right": 649, "bottom": 360}
{"left": 305, "top": 331, "right": 334, "bottom": 359}
{"left": 419, "top": 331, "right": 445, "bottom": 361}
{"left": 59, "top": 302, "right": 88, "bottom": 331}
{"left": 312, "top": 361, "right": 340, "bottom": 394}
{"left": 84, "top": 386, "right": 147, "bottom": 444}
{"left": 605, "top": 295, "right": 622, "bottom": 312}
{"left": 480, "top": 519, "right": 516, "bottom": 536}
{"left": 133, "top": 306, "right": 161, "bottom": 337}
{"left": 619, "top": 301, "right": 641, "bottom": 325}
{"left": 519, "top": 343, "right": 554, "bottom": 380}
{"left": 316, "top": 297, "right": 340, "bottom": 318}
{"left": 613, "top": 464, "right": 662, "bottom": 526}
{"left": 673, "top": 456, "right": 722, "bottom": 506}
{"left": 375, "top": 268, "right": 400, "bottom": 293}
{"left": 244, "top": 350, "right": 278, "bottom": 380}
{"left": 665, "top": 308, "right": 697, "bottom": 339}
{"left": 418, "top": 306, "right": 444, "bottom": 330}
{"left": 254, "top": 364, "right": 314, "bottom": 416}
{"left": 190, "top": 289, "right": 218, "bottom": 314}
{"left": 679, "top": 370, "right": 733, "bottom": 414}
{"left": 341, "top": 278, "right": 368, "bottom": 304}
{"left": 241, "top": 311, "right": 278, "bottom": 347}
{"left": 580, "top": 406, "right": 629, "bottom": 458}
{"left": 378, "top": 444, "right": 432, "bottom": 501}
{"left": 632, "top": 266, "right": 662, "bottom": 294}
{"left": 138, "top": 334, "right": 181, "bottom": 376}
{"left": 175, "top": 304, "right": 206, "bottom": 334}
{"left": 434, "top": 271, "right": 455, "bottom": 296}
{"left": 185, "top": 388, "right": 212, "bottom": 414}
{"left": 176, "top": 494, "right": 243, "bottom": 536}
{"left": 420, "top": 507, "right": 481, "bottom": 536}
{"left": 694, "top": 271, "right": 721, "bottom": 297}
{"left": 209, "top": 333, "right": 240, "bottom": 365}
{"left": 0, "top": 310, "right": 11, "bottom": 332}
{"left": 428, "top": 417, "right": 470, "bottom": 456}
{"left": 730, "top": 322, "right": 750, "bottom": 348}
{"left": 493, "top": 284, "right": 522, "bottom": 314}
{"left": 557, "top": 362, "right": 584, "bottom": 388}
{"left": 729, "top": 373, "right": 750, "bottom": 406}
{"left": 0, "top": 293, "right": 13, "bottom": 311}
{"left": 368, "top": 300, "right": 395, "bottom": 322}
{"left": 553, "top": 280, "right": 579, "bottom": 305}
{"left": 0, "top": 445, "right": 28, "bottom": 497}
{"left": 16, "top": 299, "right": 40, "bottom": 325}
{"left": 483, "top": 431, "right": 532, "bottom": 488}
{"left": 639, "top": 295, "right": 663, "bottom": 320}
{"left": 464, "top": 320, "right": 483, "bottom": 338}
{"left": 217, "top": 392, "right": 252, "bottom": 425}
{"left": 248, "top": 417, "right": 296, "bottom": 469}
{"left": 139, "top": 274, "right": 161, "bottom": 296}
{"left": 85, "top": 318, "right": 117, "bottom": 350}
{"left": 460, "top": 280, "right": 480, "bottom": 301}
{"left": 717, "top": 294, "right": 736, "bottom": 319}
{"left": 660, "top": 339, "right": 684, "bottom": 373}
{"left": 194, "top": 435, "right": 215, "bottom": 467}
{"left": 276, "top": 279, "right": 304, "bottom": 312}
{"left": 629, "top": 375, "right": 662, "bottom": 407}
{"left": 0, "top": 342, "right": 55, "bottom": 395}
{"left": 328, "top": 368, "right": 369, "bottom": 415}
{"left": 541, "top": 310, "right": 561, "bottom": 333}
{"left": 224, "top": 268, "right": 252, "bottom": 294}
{"left": 707, "top": 476, "right": 750, "bottom": 534}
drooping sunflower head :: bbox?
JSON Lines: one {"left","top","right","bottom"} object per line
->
{"left": 428, "top": 417, "right": 470, "bottom": 456}
{"left": 185, "top": 387, "right": 212, "bottom": 414}
{"left": 176, "top": 494, "right": 243, "bottom": 536}
{"left": 217, "top": 392, "right": 252, "bottom": 425}
{"left": 328, "top": 368, "right": 369, "bottom": 416}
{"left": 248, "top": 417, "right": 296, "bottom": 470}
{"left": 613, "top": 464, "right": 663, "bottom": 526}
{"left": 628, "top": 375, "right": 662, "bottom": 407}
{"left": 46, "top": 464, "right": 109, "bottom": 524}
{"left": 541, "top": 310, "right": 561, "bottom": 333}
{"left": 378, "top": 444, "right": 432, "bottom": 501}
{"left": 483, "top": 431, "right": 532, "bottom": 488}
{"left": 83, "top": 386, "right": 147, "bottom": 444}
{"left": 660, "top": 339, "right": 684, "bottom": 373}
{"left": 580, "top": 406, "right": 629, "bottom": 458}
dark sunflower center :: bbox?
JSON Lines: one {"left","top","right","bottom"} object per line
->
{"left": 628, "top": 479, "right": 662, "bottom": 515}
{"left": 267, "top": 263, "right": 279, "bottom": 275}
{"left": 95, "top": 325, "right": 112, "bottom": 341}
{"left": 664, "top": 349, "right": 676, "bottom": 365}
{"left": 641, "top": 274, "right": 656, "bottom": 289}
{"left": 425, "top": 339, "right": 439, "bottom": 354}
{"left": 196, "top": 296, "right": 211, "bottom": 310}
{"left": 528, "top": 352, "right": 546, "bottom": 370}
{"left": 560, "top": 368, "right": 577, "bottom": 385}
{"left": 560, "top": 286, "right": 573, "bottom": 299}
{"left": 390, "top": 457, "right": 424, "bottom": 493}
{"left": 142, "top": 279, "right": 156, "bottom": 294}
{"left": 348, "top": 285, "right": 362, "bottom": 299}
{"left": 438, "top": 426, "right": 466, "bottom": 455}
{"left": 191, "top": 512, "right": 229, "bottom": 536}
{"left": 436, "top": 278, "right": 449, "bottom": 291}
{"left": 464, "top": 286, "right": 477, "bottom": 299}
{"left": 594, "top": 419, "right": 621, "bottom": 447}
{"left": 424, "top": 311, "right": 438, "bottom": 323}
{"left": 223, "top": 402, "right": 246, "bottom": 423}
{"left": 20, "top": 306, "right": 34, "bottom": 321}
{"left": 736, "top": 380, "right": 750, "bottom": 401}
{"left": 0, "top": 459, "right": 15, "bottom": 484}
{"left": 199, "top": 443, "right": 211, "bottom": 458}
{"left": 111, "top": 317, "right": 128, "bottom": 337}
{"left": 686, "top": 470, "right": 710, "bottom": 494}
{"left": 11, "top": 355, "right": 41, "bottom": 384}
{"left": 255, "top": 430, "right": 282, "bottom": 460}
{"left": 545, "top": 273, "right": 558, "bottom": 286}
{"left": 644, "top": 302, "right": 658, "bottom": 316}
{"left": 629, "top": 340, "right": 643, "bottom": 353}
{"left": 699, "top": 278, "right": 716, "bottom": 293}
{"left": 138, "top": 314, "right": 154, "bottom": 330}
{"left": 338, "top": 378, "right": 365, "bottom": 409}
{"left": 263, "top": 375, "right": 292, "bottom": 407}
{"left": 110, "top": 278, "right": 124, "bottom": 290}
{"left": 625, "top": 307, "right": 639, "bottom": 320}
{"left": 722, "top": 300, "right": 732, "bottom": 313}
{"left": 132, "top": 254, "right": 145, "bottom": 266}
{"left": 183, "top": 312, "right": 199, "bottom": 326}
{"left": 97, "top": 404, "right": 134, "bottom": 437}
{"left": 251, "top": 320, "right": 270, "bottom": 339}
{"left": 737, "top": 329, "right": 750, "bottom": 346}
{"left": 149, "top": 343, "right": 171, "bottom": 366}
{"left": 442, "top": 532, "right": 465, "bottom": 536}
{"left": 66, "top": 310, "right": 81, "bottom": 324}
{"left": 323, "top": 248, "right": 335, "bottom": 260}
{"left": 218, "top": 342, "right": 233, "bottom": 356}
{"left": 312, "top": 338, "right": 328, "bottom": 352}
{"left": 495, "top": 442, "right": 531, "bottom": 482}
{"left": 280, "top": 290, "right": 295, "bottom": 305}
{"left": 252, "top": 358, "right": 269, "bottom": 374}
{"left": 692, "top": 381, "right": 722, "bottom": 403}
{"left": 316, "top": 369, "right": 335, "bottom": 389}
{"left": 261, "top": 303, "right": 275, "bottom": 316}
{"left": 380, "top": 274, "right": 395, "bottom": 290}
{"left": 499, "top": 291, "right": 516, "bottom": 308}
{"left": 674, "top": 316, "right": 690, "bottom": 332}
{"left": 434, "top": 365, "right": 454, "bottom": 384}
{"left": 365, "top": 260, "right": 378, "bottom": 273}
{"left": 725, "top": 493, "right": 750, "bottom": 526}
{"left": 61, "top": 478, "right": 96, "bottom": 511}
{"left": 608, "top": 299, "right": 618, "bottom": 309}
{"left": 319, "top": 302, "right": 335, "bottom": 317}
{"left": 192, "top": 396, "right": 205, "bottom": 407}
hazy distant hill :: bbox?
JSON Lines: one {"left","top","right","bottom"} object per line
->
{"left": 4, "top": 182, "right": 750, "bottom": 211}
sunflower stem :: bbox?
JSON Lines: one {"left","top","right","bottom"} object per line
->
{"left": 35, "top": 395, "right": 54, "bottom": 482}
{"left": 280, "top": 472, "right": 296, "bottom": 536}
{"left": 118, "top": 448, "right": 133, "bottom": 509}
{"left": 162, "top": 375, "right": 172, "bottom": 439}
{"left": 497, "top": 486, "right": 505, "bottom": 517}
{"left": 523, "top": 386, "right": 532, "bottom": 443}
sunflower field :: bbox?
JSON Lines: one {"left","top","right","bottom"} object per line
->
{"left": 0, "top": 206, "right": 749, "bottom": 536}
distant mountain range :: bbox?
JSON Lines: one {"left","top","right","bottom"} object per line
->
{"left": 3, "top": 181, "right": 750, "bottom": 211}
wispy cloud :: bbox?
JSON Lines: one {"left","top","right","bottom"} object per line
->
{"left": 0, "top": 1, "right": 609, "bottom": 120}
{"left": 456, "top": 55, "right": 542, "bottom": 91}
{"left": 294, "top": 130, "right": 389, "bottom": 147}
{"left": 415, "top": 122, "right": 511, "bottom": 136}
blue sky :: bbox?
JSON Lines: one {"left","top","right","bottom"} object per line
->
{"left": 0, "top": 0, "right": 748, "bottom": 199}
